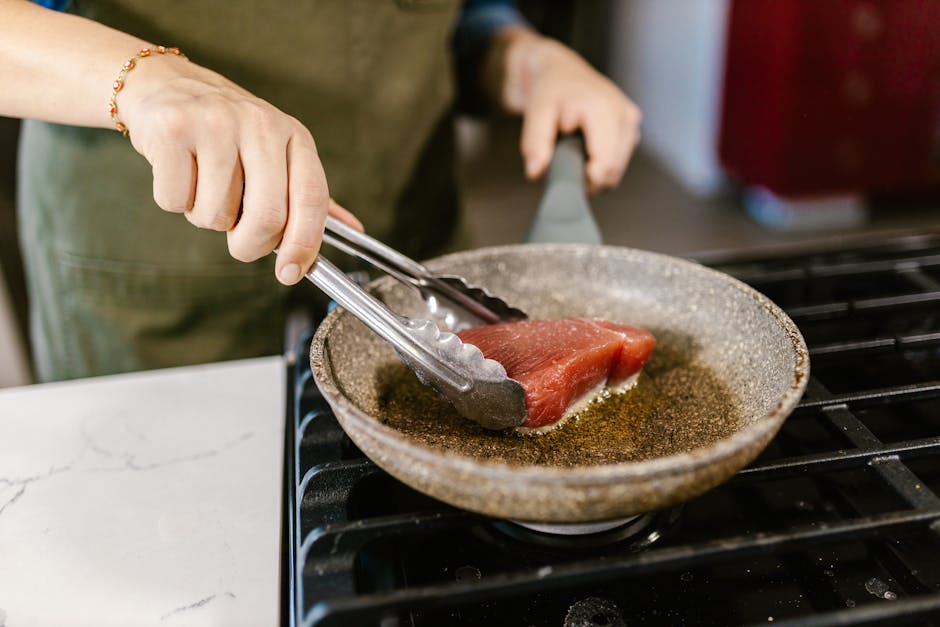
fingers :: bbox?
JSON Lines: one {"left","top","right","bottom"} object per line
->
{"left": 521, "top": 95, "right": 642, "bottom": 192}
{"left": 328, "top": 199, "right": 364, "bottom": 232}
{"left": 578, "top": 98, "right": 642, "bottom": 195}
{"left": 520, "top": 100, "right": 559, "bottom": 180}
{"left": 265, "top": 132, "right": 330, "bottom": 285}
{"left": 226, "top": 128, "right": 289, "bottom": 270}
{"left": 581, "top": 107, "right": 626, "bottom": 195}
{"left": 186, "top": 142, "right": 243, "bottom": 231}
{"left": 130, "top": 72, "right": 355, "bottom": 282}
{"left": 151, "top": 147, "right": 196, "bottom": 214}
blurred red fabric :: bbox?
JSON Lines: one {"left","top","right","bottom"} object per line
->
{"left": 718, "top": 0, "right": 940, "bottom": 195}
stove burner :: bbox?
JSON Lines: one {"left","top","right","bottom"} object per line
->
{"left": 512, "top": 517, "right": 641, "bottom": 536}
{"left": 493, "top": 507, "right": 682, "bottom": 550}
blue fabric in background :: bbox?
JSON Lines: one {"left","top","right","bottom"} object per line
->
{"left": 454, "top": 0, "right": 528, "bottom": 113}
{"left": 33, "top": 0, "right": 68, "bottom": 9}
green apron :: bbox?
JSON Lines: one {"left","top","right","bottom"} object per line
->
{"left": 18, "top": 0, "right": 463, "bottom": 381}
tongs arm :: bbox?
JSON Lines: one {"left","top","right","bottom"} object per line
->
{"left": 322, "top": 216, "right": 524, "bottom": 327}
{"left": 322, "top": 215, "right": 427, "bottom": 289}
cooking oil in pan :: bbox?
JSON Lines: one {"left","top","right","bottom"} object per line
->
{"left": 374, "top": 344, "right": 743, "bottom": 468}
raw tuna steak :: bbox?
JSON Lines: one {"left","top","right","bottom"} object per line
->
{"left": 457, "top": 318, "right": 656, "bottom": 431}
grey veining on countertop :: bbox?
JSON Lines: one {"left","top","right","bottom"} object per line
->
{"left": 0, "top": 357, "right": 284, "bottom": 627}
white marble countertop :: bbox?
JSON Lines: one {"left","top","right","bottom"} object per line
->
{"left": 0, "top": 357, "right": 285, "bottom": 627}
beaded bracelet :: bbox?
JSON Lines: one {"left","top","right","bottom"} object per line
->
{"left": 108, "top": 45, "right": 186, "bottom": 137}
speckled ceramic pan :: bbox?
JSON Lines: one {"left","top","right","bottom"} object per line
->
{"left": 311, "top": 244, "right": 809, "bottom": 523}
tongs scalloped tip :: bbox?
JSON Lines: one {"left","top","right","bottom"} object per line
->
{"left": 399, "top": 320, "right": 527, "bottom": 430}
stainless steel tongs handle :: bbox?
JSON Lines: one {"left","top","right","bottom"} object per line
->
{"left": 322, "top": 215, "right": 427, "bottom": 287}
{"left": 301, "top": 253, "right": 527, "bottom": 430}
{"left": 322, "top": 216, "right": 526, "bottom": 329}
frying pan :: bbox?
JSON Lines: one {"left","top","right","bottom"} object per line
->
{"left": 310, "top": 243, "right": 809, "bottom": 522}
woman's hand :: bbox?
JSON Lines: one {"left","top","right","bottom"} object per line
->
{"left": 490, "top": 28, "right": 642, "bottom": 194}
{"left": 119, "top": 53, "right": 361, "bottom": 285}
{"left": 0, "top": 2, "right": 361, "bottom": 284}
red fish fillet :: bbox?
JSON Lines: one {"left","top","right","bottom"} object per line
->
{"left": 457, "top": 318, "right": 656, "bottom": 430}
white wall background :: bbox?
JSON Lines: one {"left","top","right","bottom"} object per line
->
{"left": 609, "top": 0, "right": 731, "bottom": 196}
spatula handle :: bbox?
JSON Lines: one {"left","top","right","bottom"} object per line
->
{"left": 526, "top": 133, "right": 603, "bottom": 245}
{"left": 549, "top": 133, "right": 588, "bottom": 194}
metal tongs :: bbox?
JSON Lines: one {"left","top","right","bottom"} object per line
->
{"left": 302, "top": 217, "right": 528, "bottom": 430}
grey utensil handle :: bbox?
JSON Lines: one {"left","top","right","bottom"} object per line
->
{"left": 526, "top": 133, "right": 603, "bottom": 245}
{"left": 550, "top": 134, "right": 588, "bottom": 194}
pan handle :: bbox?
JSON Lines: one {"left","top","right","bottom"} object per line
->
{"left": 525, "top": 133, "right": 602, "bottom": 245}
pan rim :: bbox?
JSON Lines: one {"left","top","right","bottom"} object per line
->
{"left": 311, "top": 243, "right": 809, "bottom": 485}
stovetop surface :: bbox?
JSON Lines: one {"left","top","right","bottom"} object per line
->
{"left": 285, "top": 234, "right": 940, "bottom": 627}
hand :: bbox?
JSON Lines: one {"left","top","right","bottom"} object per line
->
{"left": 118, "top": 53, "right": 361, "bottom": 285}
{"left": 496, "top": 29, "right": 642, "bottom": 194}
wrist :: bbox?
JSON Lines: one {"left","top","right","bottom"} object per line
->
{"left": 110, "top": 46, "right": 191, "bottom": 136}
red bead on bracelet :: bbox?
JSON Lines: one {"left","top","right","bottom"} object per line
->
{"left": 108, "top": 45, "right": 186, "bottom": 137}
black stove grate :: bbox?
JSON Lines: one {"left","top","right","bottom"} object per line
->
{"left": 285, "top": 234, "right": 940, "bottom": 627}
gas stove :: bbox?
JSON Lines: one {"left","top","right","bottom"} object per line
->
{"left": 284, "top": 233, "right": 940, "bottom": 627}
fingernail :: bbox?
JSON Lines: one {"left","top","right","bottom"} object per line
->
{"left": 525, "top": 158, "right": 540, "bottom": 179}
{"left": 279, "top": 263, "right": 301, "bottom": 284}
